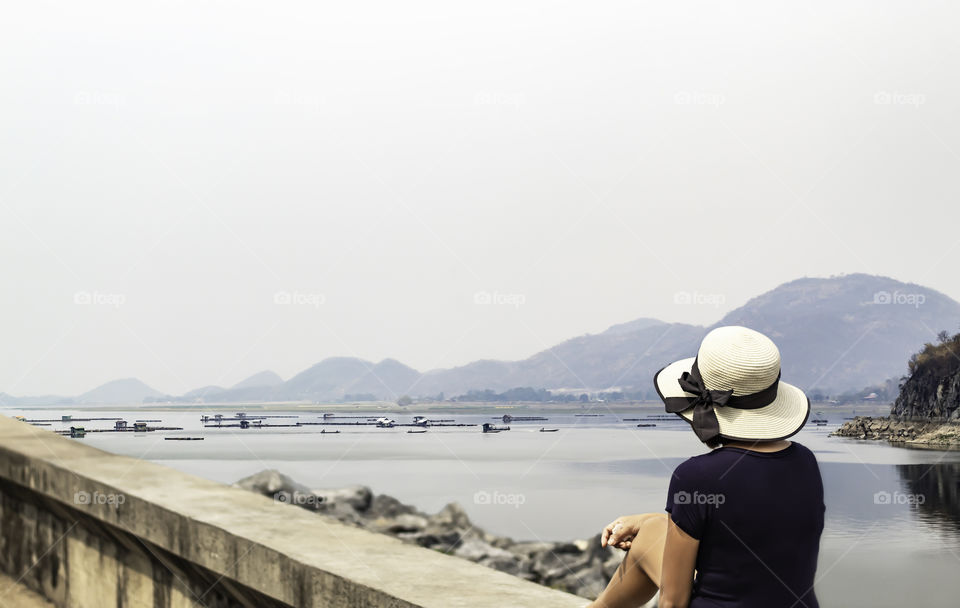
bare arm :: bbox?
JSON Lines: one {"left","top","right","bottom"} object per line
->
{"left": 659, "top": 517, "right": 699, "bottom": 608}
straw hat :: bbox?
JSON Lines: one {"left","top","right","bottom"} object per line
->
{"left": 654, "top": 326, "right": 810, "bottom": 444}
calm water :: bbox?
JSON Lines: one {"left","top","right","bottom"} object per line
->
{"left": 6, "top": 405, "right": 960, "bottom": 607}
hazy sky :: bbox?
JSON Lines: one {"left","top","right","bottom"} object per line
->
{"left": 3, "top": 1, "right": 959, "bottom": 395}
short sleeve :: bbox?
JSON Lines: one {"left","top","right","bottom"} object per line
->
{"left": 665, "top": 459, "right": 709, "bottom": 540}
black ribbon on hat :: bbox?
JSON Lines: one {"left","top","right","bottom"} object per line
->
{"left": 664, "top": 358, "right": 781, "bottom": 443}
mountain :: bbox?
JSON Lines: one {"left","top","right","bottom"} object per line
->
{"left": 191, "top": 274, "right": 958, "bottom": 402}
{"left": 410, "top": 274, "right": 960, "bottom": 398}
{"left": 284, "top": 358, "right": 421, "bottom": 401}
{"left": 180, "top": 385, "right": 225, "bottom": 401}
{"left": 77, "top": 378, "right": 164, "bottom": 405}
{"left": 414, "top": 322, "right": 704, "bottom": 397}
{"left": 715, "top": 274, "right": 960, "bottom": 391}
{"left": 231, "top": 370, "right": 283, "bottom": 390}
{"left": 600, "top": 317, "right": 667, "bottom": 335}
{"left": 6, "top": 274, "right": 960, "bottom": 405}
{"left": 0, "top": 392, "right": 73, "bottom": 406}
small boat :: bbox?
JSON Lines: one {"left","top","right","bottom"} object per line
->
{"left": 407, "top": 429, "right": 427, "bottom": 434}
{"left": 539, "top": 427, "right": 559, "bottom": 432}
{"left": 164, "top": 437, "right": 204, "bottom": 441}
{"left": 636, "top": 423, "right": 657, "bottom": 428}
{"left": 810, "top": 418, "right": 828, "bottom": 424}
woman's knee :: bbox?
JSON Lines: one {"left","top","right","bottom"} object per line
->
{"left": 625, "top": 515, "right": 667, "bottom": 567}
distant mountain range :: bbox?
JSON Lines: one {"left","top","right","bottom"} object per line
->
{"left": 2, "top": 274, "right": 958, "bottom": 406}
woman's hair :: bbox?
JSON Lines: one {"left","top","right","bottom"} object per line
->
{"left": 713, "top": 437, "right": 781, "bottom": 449}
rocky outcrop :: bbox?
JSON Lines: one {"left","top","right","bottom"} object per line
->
{"left": 834, "top": 334, "right": 960, "bottom": 445}
{"left": 831, "top": 416, "right": 960, "bottom": 446}
{"left": 891, "top": 356, "right": 960, "bottom": 421}
{"left": 235, "top": 470, "right": 650, "bottom": 604}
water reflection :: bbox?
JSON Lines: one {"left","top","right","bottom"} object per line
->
{"left": 896, "top": 462, "right": 960, "bottom": 531}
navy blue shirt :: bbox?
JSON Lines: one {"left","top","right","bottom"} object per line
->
{"left": 665, "top": 442, "right": 824, "bottom": 608}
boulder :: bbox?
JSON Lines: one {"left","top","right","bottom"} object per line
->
{"left": 315, "top": 485, "right": 372, "bottom": 512}
{"left": 410, "top": 529, "right": 463, "bottom": 551}
{"left": 508, "top": 541, "right": 557, "bottom": 557}
{"left": 430, "top": 502, "right": 472, "bottom": 529}
{"left": 369, "top": 513, "right": 429, "bottom": 534}
{"left": 530, "top": 549, "right": 593, "bottom": 582}
{"left": 554, "top": 561, "right": 607, "bottom": 599}
{"left": 454, "top": 538, "right": 515, "bottom": 561}
{"left": 234, "top": 469, "right": 312, "bottom": 496}
{"left": 233, "top": 470, "right": 326, "bottom": 511}
{"left": 480, "top": 554, "right": 525, "bottom": 576}
{"left": 367, "top": 493, "right": 419, "bottom": 519}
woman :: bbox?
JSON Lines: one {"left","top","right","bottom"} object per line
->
{"left": 588, "top": 326, "right": 824, "bottom": 608}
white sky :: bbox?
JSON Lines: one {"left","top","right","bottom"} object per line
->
{"left": 2, "top": 1, "right": 959, "bottom": 395}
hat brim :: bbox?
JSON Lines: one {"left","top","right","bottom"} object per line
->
{"left": 654, "top": 357, "right": 810, "bottom": 442}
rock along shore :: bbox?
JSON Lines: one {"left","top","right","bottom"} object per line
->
{"left": 831, "top": 416, "right": 960, "bottom": 446}
{"left": 234, "top": 470, "right": 655, "bottom": 604}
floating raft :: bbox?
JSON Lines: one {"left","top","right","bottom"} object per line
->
{"left": 482, "top": 423, "right": 510, "bottom": 433}
{"left": 500, "top": 415, "right": 548, "bottom": 423}
{"left": 24, "top": 416, "right": 122, "bottom": 423}
{"left": 295, "top": 421, "right": 477, "bottom": 427}
{"left": 200, "top": 415, "right": 299, "bottom": 423}
{"left": 57, "top": 425, "right": 184, "bottom": 436}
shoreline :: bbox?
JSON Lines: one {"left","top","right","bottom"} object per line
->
{"left": 831, "top": 416, "right": 960, "bottom": 447}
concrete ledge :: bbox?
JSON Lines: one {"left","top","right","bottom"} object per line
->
{"left": 0, "top": 572, "right": 55, "bottom": 608}
{"left": 0, "top": 415, "right": 587, "bottom": 607}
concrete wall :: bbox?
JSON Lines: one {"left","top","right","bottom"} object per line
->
{"left": 0, "top": 415, "right": 588, "bottom": 608}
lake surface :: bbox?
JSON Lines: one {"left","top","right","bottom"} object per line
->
{"left": 5, "top": 404, "right": 959, "bottom": 607}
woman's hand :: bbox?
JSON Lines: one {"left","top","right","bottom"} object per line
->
{"left": 601, "top": 514, "right": 662, "bottom": 550}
